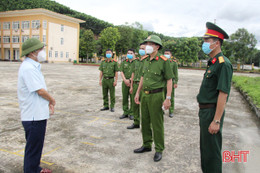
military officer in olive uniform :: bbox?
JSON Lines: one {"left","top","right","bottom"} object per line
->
{"left": 99, "top": 49, "right": 119, "bottom": 112}
{"left": 164, "top": 49, "right": 178, "bottom": 118}
{"left": 197, "top": 22, "right": 233, "bottom": 173}
{"left": 127, "top": 43, "right": 147, "bottom": 129}
{"left": 119, "top": 49, "right": 135, "bottom": 119}
{"left": 134, "top": 35, "right": 173, "bottom": 162}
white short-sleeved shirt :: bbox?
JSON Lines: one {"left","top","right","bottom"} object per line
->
{"left": 17, "top": 57, "right": 50, "bottom": 121}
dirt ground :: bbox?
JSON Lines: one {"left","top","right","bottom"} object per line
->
{"left": 0, "top": 62, "right": 260, "bottom": 173}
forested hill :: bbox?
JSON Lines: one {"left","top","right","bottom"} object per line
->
{"left": 0, "top": 0, "right": 113, "bottom": 34}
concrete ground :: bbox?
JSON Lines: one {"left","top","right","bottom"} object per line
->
{"left": 0, "top": 62, "right": 259, "bottom": 173}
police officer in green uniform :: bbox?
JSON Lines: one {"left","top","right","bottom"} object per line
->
{"left": 99, "top": 49, "right": 119, "bottom": 112}
{"left": 134, "top": 35, "right": 173, "bottom": 162}
{"left": 127, "top": 43, "right": 148, "bottom": 129}
{"left": 197, "top": 22, "right": 233, "bottom": 173}
{"left": 119, "top": 49, "right": 135, "bottom": 119}
{"left": 164, "top": 49, "right": 178, "bottom": 118}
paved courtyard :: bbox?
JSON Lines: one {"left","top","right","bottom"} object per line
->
{"left": 0, "top": 62, "right": 259, "bottom": 173}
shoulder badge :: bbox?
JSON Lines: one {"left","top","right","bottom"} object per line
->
{"left": 212, "top": 57, "right": 217, "bottom": 64}
{"left": 141, "top": 55, "right": 148, "bottom": 61}
{"left": 160, "top": 55, "right": 167, "bottom": 61}
{"left": 218, "top": 56, "right": 225, "bottom": 63}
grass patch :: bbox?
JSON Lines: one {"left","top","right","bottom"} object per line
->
{"left": 232, "top": 76, "right": 260, "bottom": 108}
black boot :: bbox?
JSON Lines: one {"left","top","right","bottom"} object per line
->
{"left": 134, "top": 146, "right": 152, "bottom": 153}
{"left": 100, "top": 107, "right": 109, "bottom": 111}
{"left": 127, "top": 124, "right": 140, "bottom": 129}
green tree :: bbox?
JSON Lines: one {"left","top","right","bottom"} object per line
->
{"left": 79, "top": 29, "right": 95, "bottom": 62}
{"left": 230, "top": 28, "right": 257, "bottom": 69}
{"left": 163, "top": 37, "right": 200, "bottom": 66}
{"left": 115, "top": 25, "right": 134, "bottom": 55}
{"left": 100, "top": 27, "right": 121, "bottom": 54}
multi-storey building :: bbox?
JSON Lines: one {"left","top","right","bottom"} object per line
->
{"left": 0, "top": 8, "right": 84, "bottom": 63}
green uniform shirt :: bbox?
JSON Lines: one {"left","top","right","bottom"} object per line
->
{"left": 132, "top": 57, "right": 146, "bottom": 82}
{"left": 142, "top": 53, "right": 174, "bottom": 91}
{"left": 99, "top": 59, "right": 119, "bottom": 77}
{"left": 197, "top": 52, "right": 233, "bottom": 104}
{"left": 169, "top": 58, "right": 178, "bottom": 84}
{"left": 120, "top": 59, "right": 133, "bottom": 79}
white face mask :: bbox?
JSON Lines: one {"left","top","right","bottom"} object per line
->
{"left": 37, "top": 50, "right": 47, "bottom": 62}
{"left": 145, "top": 45, "right": 154, "bottom": 54}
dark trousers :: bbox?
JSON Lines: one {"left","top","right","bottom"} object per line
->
{"left": 199, "top": 108, "right": 225, "bottom": 173}
{"left": 22, "top": 120, "right": 47, "bottom": 173}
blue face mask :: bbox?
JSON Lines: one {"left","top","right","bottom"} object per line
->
{"left": 127, "top": 54, "right": 133, "bottom": 59}
{"left": 164, "top": 55, "right": 171, "bottom": 59}
{"left": 106, "top": 53, "right": 112, "bottom": 58}
{"left": 139, "top": 49, "right": 145, "bottom": 56}
{"left": 202, "top": 42, "right": 216, "bottom": 55}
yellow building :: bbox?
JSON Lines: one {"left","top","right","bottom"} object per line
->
{"left": 0, "top": 8, "right": 85, "bottom": 63}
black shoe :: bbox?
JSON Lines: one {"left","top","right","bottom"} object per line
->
{"left": 134, "top": 146, "right": 152, "bottom": 153}
{"left": 119, "top": 114, "right": 128, "bottom": 119}
{"left": 129, "top": 115, "right": 134, "bottom": 120}
{"left": 110, "top": 108, "right": 115, "bottom": 112}
{"left": 127, "top": 124, "right": 140, "bottom": 129}
{"left": 169, "top": 113, "right": 174, "bottom": 118}
{"left": 100, "top": 107, "right": 109, "bottom": 111}
{"left": 153, "top": 152, "right": 162, "bottom": 162}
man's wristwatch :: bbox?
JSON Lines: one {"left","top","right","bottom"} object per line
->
{"left": 214, "top": 120, "right": 220, "bottom": 124}
{"left": 166, "top": 96, "right": 171, "bottom": 100}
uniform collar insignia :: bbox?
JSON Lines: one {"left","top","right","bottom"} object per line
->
{"left": 155, "top": 56, "right": 159, "bottom": 61}
{"left": 211, "top": 57, "right": 217, "bottom": 64}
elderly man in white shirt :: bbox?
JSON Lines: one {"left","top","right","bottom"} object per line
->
{"left": 18, "top": 38, "right": 55, "bottom": 173}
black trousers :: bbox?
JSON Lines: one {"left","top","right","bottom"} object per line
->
{"left": 22, "top": 120, "right": 47, "bottom": 173}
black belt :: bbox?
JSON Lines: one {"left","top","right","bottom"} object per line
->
{"left": 199, "top": 103, "right": 216, "bottom": 109}
{"left": 144, "top": 88, "right": 163, "bottom": 95}
{"left": 104, "top": 77, "right": 114, "bottom": 79}
{"left": 133, "top": 81, "right": 140, "bottom": 84}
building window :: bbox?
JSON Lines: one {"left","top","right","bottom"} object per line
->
{"left": 43, "top": 35, "right": 46, "bottom": 44}
{"left": 66, "top": 52, "right": 69, "bottom": 58}
{"left": 32, "top": 35, "right": 40, "bottom": 40}
{"left": 12, "top": 36, "right": 19, "bottom": 43}
{"left": 3, "top": 36, "right": 10, "bottom": 43}
{"left": 43, "top": 20, "right": 47, "bottom": 29}
{"left": 3, "top": 22, "right": 10, "bottom": 30}
{"left": 61, "top": 38, "right": 64, "bottom": 45}
{"left": 32, "top": 20, "right": 40, "bottom": 29}
{"left": 22, "top": 21, "right": 30, "bottom": 29}
{"left": 61, "top": 24, "right": 64, "bottom": 32}
{"left": 22, "top": 35, "right": 29, "bottom": 43}
{"left": 12, "top": 21, "right": 19, "bottom": 30}
{"left": 60, "top": 51, "right": 63, "bottom": 58}
{"left": 55, "top": 51, "right": 58, "bottom": 58}
{"left": 49, "top": 50, "right": 52, "bottom": 58}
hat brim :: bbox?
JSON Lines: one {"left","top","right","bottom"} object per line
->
{"left": 21, "top": 43, "right": 44, "bottom": 57}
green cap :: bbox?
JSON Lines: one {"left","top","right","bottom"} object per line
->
{"left": 143, "top": 35, "right": 162, "bottom": 49}
{"left": 21, "top": 38, "right": 44, "bottom": 57}
{"left": 203, "top": 22, "right": 229, "bottom": 40}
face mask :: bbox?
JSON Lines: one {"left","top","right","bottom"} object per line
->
{"left": 139, "top": 49, "right": 146, "bottom": 56}
{"left": 37, "top": 50, "right": 46, "bottom": 62}
{"left": 106, "top": 53, "right": 112, "bottom": 58}
{"left": 202, "top": 42, "right": 216, "bottom": 55}
{"left": 145, "top": 45, "right": 154, "bottom": 54}
{"left": 127, "top": 54, "right": 133, "bottom": 59}
{"left": 164, "top": 55, "right": 171, "bottom": 59}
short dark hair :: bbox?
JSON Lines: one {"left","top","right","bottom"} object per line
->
{"left": 106, "top": 48, "right": 113, "bottom": 52}
{"left": 139, "top": 42, "right": 145, "bottom": 46}
{"left": 164, "top": 49, "right": 172, "bottom": 53}
{"left": 127, "top": 48, "right": 135, "bottom": 53}
{"left": 212, "top": 37, "right": 223, "bottom": 46}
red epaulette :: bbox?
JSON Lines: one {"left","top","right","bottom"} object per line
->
{"left": 141, "top": 55, "right": 148, "bottom": 61}
{"left": 160, "top": 55, "right": 168, "bottom": 61}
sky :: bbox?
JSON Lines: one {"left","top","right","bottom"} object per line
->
{"left": 55, "top": 0, "right": 260, "bottom": 48}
